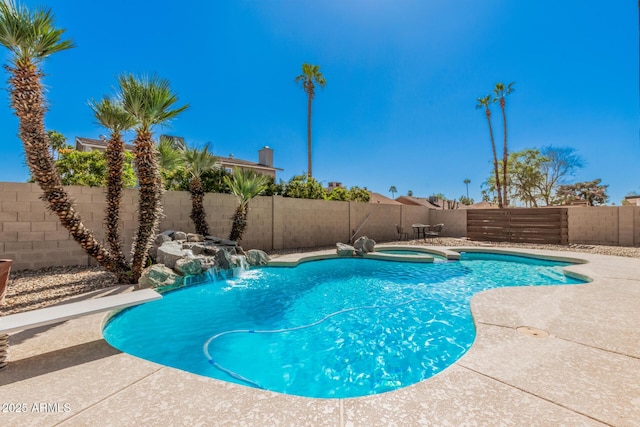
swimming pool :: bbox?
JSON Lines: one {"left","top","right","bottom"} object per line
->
{"left": 103, "top": 252, "right": 586, "bottom": 398}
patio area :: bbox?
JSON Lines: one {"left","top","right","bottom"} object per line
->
{"left": 1, "top": 247, "right": 639, "bottom": 426}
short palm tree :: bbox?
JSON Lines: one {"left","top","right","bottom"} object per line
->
{"left": 119, "top": 74, "right": 188, "bottom": 281}
{"left": 476, "top": 94, "right": 503, "bottom": 208}
{"left": 0, "top": 1, "right": 122, "bottom": 271}
{"left": 224, "top": 168, "right": 269, "bottom": 242}
{"left": 183, "top": 144, "right": 218, "bottom": 236}
{"left": 295, "top": 63, "right": 326, "bottom": 178}
{"left": 89, "top": 97, "right": 137, "bottom": 281}
{"left": 157, "top": 135, "right": 184, "bottom": 171}
{"left": 493, "top": 82, "right": 515, "bottom": 207}
{"left": 389, "top": 185, "right": 397, "bottom": 199}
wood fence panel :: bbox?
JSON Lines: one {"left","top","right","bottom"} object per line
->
{"left": 467, "top": 208, "right": 568, "bottom": 244}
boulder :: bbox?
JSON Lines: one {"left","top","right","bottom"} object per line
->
{"left": 175, "top": 258, "right": 204, "bottom": 276}
{"left": 150, "top": 233, "right": 172, "bottom": 259}
{"left": 246, "top": 249, "right": 269, "bottom": 266}
{"left": 173, "top": 231, "right": 187, "bottom": 241}
{"left": 353, "top": 236, "right": 376, "bottom": 256}
{"left": 336, "top": 243, "right": 355, "bottom": 257}
{"left": 138, "top": 264, "right": 184, "bottom": 290}
{"left": 187, "top": 233, "right": 204, "bottom": 242}
{"left": 219, "top": 239, "right": 237, "bottom": 246}
{"left": 215, "top": 248, "right": 233, "bottom": 270}
{"left": 182, "top": 242, "right": 205, "bottom": 256}
{"left": 156, "top": 241, "right": 186, "bottom": 269}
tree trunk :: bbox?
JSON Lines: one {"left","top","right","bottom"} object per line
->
{"left": 6, "top": 62, "right": 124, "bottom": 274}
{"left": 485, "top": 109, "right": 503, "bottom": 208}
{"left": 228, "top": 205, "right": 247, "bottom": 242}
{"left": 130, "top": 130, "right": 163, "bottom": 282}
{"left": 189, "top": 177, "right": 210, "bottom": 236}
{"left": 500, "top": 101, "right": 509, "bottom": 207}
{"left": 104, "top": 134, "right": 130, "bottom": 282}
{"left": 307, "top": 91, "right": 313, "bottom": 177}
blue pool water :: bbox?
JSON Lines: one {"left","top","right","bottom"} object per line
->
{"left": 103, "top": 252, "right": 585, "bottom": 398}
{"left": 376, "top": 249, "right": 446, "bottom": 259}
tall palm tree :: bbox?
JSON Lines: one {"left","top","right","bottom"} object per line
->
{"left": 119, "top": 74, "right": 188, "bottom": 281}
{"left": 89, "top": 97, "right": 137, "bottom": 281}
{"left": 0, "top": 1, "right": 123, "bottom": 271}
{"left": 224, "top": 168, "right": 269, "bottom": 242}
{"left": 295, "top": 63, "right": 326, "bottom": 178}
{"left": 389, "top": 185, "right": 397, "bottom": 199}
{"left": 463, "top": 178, "right": 471, "bottom": 198}
{"left": 183, "top": 144, "right": 218, "bottom": 236}
{"left": 476, "top": 94, "right": 503, "bottom": 208}
{"left": 493, "top": 82, "right": 515, "bottom": 207}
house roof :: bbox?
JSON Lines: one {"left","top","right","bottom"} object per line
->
{"left": 467, "top": 201, "right": 498, "bottom": 209}
{"left": 395, "top": 196, "right": 441, "bottom": 209}
{"left": 75, "top": 137, "right": 135, "bottom": 152}
{"left": 368, "top": 192, "right": 403, "bottom": 205}
{"left": 217, "top": 156, "right": 283, "bottom": 171}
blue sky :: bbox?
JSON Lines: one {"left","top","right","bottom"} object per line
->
{"left": 0, "top": 0, "right": 637, "bottom": 204}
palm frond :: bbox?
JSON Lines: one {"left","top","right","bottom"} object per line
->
{"left": 89, "top": 97, "right": 137, "bottom": 135}
{"left": 118, "top": 73, "right": 189, "bottom": 132}
{"left": 0, "top": 1, "right": 74, "bottom": 64}
{"left": 183, "top": 143, "right": 218, "bottom": 179}
{"left": 156, "top": 136, "right": 184, "bottom": 171}
{"left": 223, "top": 167, "right": 269, "bottom": 208}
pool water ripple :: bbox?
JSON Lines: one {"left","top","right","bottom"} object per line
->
{"left": 103, "top": 253, "right": 585, "bottom": 398}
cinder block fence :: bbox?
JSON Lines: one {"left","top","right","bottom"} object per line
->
{"left": 0, "top": 182, "right": 637, "bottom": 270}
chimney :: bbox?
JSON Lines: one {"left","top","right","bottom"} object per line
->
{"left": 258, "top": 146, "right": 273, "bottom": 167}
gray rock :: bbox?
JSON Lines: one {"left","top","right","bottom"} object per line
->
{"left": 182, "top": 242, "right": 205, "bottom": 255}
{"left": 247, "top": 249, "right": 269, "bottom": 266}
{"left": 219, "top": 239, "right": 237, "bottom": 246}
{"left": 175, "top": 258, "right": 204, "bottom": 276}
{"left": 156, "top": 241, "right": 186, "bottom": 269}
{"left": 336, "top": 243, "right": 355, "bottom": 257}
{"left": 353, "top": 236, "right": 376, "bottom": 256}
{"left": 187, "top": 233, "right": 204, "bottom": 242}
{"left": 173, "top": 231, "right": 187, "bottom": 241}
{"left": 196, "top": 256, "right": 217, "bottom": 270}
{"left": 138, "top": 264, "right": 184, "bottom": 290}
{"left": 150, "top": 233, "right": 173, "bottom": 259}
{"left": 215, "top": 249, "right": 233, "bottom": 270}
{"left": 161, "top": 230, "right": 175, "bottom": 238}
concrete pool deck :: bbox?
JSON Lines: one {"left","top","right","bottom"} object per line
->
{"left": 1, "top": 247, "right": 639, "bottom": 426}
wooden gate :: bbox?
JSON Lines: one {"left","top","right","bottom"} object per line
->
{"left": 467, "top": 208, "right": 568, "bottom": 244}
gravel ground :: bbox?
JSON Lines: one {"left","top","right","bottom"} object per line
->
{"left": 2, "top": 238, "right": 639, "bottom": 316}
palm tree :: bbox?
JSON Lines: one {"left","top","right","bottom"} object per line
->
{"left": 156, "top": 135, "right": 184, "bottom": 171}
{"left": 493, "top": 82, "right": 515, "bottom": 207}
{"left": 476, "top": 95, "right": 503, "bottom": 208}
{"left": 89, "top": 97, "right": 136, "bottom": 281}
{"left": 47, "top": 130, "right": 67, "bottom": 160}
{"left": 295, "top": 63, "right": 326, "bottom": 178}
{"left": 0, "top": 1, "right": 123, "bottom": 272}
{"left": 119, "top": 74, "right": 188, "bottom": 281}
{"left": 463, "top": 179, "right": 471, "bottom": 198}
{"left": 389, "top": 185, "right": 397, "bottom": 199}
{"left": 183, "top": 144, "right": 218, "bottom": 236}
{"left": 224, "top": 168, "right": 269, "bottom": 242}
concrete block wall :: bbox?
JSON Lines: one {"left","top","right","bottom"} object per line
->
{"left": 280, "top": 197, "right": 350, "bottom": 249}
{"left": 430, "top": 209, "right": 467, "bottom": 237}
{"left": 350, "top": 203, "right": 401, "bottom": 243}
{"left": 399, "top": 205, "right": 430, "bottom": 239}
{"left": 568, "top": 207, "right": 620, "bottom": 246}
